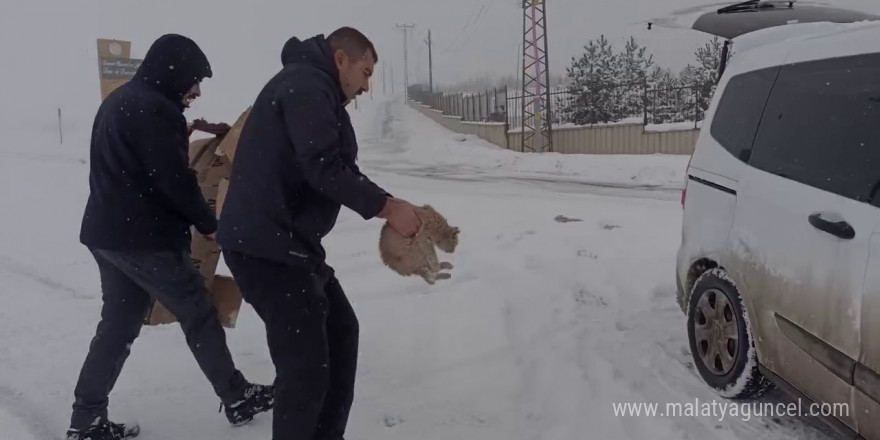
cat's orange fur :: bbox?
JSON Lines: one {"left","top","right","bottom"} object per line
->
{"left": 379, "top": 205, "right": 459, "bottom": 285}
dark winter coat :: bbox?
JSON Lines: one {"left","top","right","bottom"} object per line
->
{"left": 80, "top": 34, "right": 217, "bottom": 251}
{"left": 217, "top": 34, "right": 390, "bottom": 266}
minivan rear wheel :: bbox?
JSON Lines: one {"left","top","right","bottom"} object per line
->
{"left": 687, "top": 268, "right": 774, "bottom": 399}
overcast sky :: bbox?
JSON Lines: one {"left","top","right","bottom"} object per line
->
{"left": 2, "top": 0, "right": 879, "bottom": 135}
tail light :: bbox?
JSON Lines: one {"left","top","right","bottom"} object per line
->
{"left": 682, "top": 154, "right": 693, "bottom": 209}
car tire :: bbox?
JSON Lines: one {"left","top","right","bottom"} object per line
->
{"left": 687, "top": 268, "right": 774, "bottom": 399}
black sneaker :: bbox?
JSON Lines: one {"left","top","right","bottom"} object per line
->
{"left": 65, "top": 421, "right": 140, "bottom": 440}
{"left": 221, "top": 383, "right": 274, "bottom": 426}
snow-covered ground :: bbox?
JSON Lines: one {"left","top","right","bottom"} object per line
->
{"left": 0, "top": 97, "right": 842, "bottom": 439}
{"left": 362, "top": 103, "right": 690, "bottom": 192}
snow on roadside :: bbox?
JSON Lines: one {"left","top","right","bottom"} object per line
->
{"left": 363, "top": 100, "right": 690, "bottom": 190}
{"left": 645, "top": 120, "right": 703, "bottom": 132}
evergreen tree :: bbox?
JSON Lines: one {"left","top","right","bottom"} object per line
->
{"left": 618, "top": 37, "right": 655, "bottom": 120}
{"left": 682, "top": 36, "right": 727, "bottom": 121}
{"left": 560, "top": 35, "right": 621, "bottom": 124}
{"left": 559, "top": 34, "right": 729, "bottom": 125}
{"left": 648, "top": 67, "right": 683, "bottom": 124}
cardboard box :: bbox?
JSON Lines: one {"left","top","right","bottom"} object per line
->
{"left": 216, "top": 107, "right": 251, "bottom": 162}
{"left": 202, "top": 154, "right": 231, "bottom": 187}
{"left": 188, "top": 137, "right": 218, "bottom": 167}
{"left": 144, "top": 299, "right": 177, "bottom": 326}
{"left": 190, "top": 139, "right": 224, "bottom": 183}
{"left": 143, "top": 233, "right": 221, "bottom": 326}
{"left": 200, "top": 183, "right": 221, "bottom": 214}
{"left": 190, "top": 234, "right": 222, "bottom": 284}
{"left": 143, "top": 112, "right": 248, "bottom": 330}
{"left": 143, "top": 234, "right": 231, "bottom": 328}
{"left": 144, "top": 274, "right": 242, "bottom": 328}
{"left": 216, "top": 178, "right": 230, "bottom": 217}
{"left": 212, "top": 275, "right": 244, "bottom": 328}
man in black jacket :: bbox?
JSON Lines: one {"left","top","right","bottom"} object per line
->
{"left": 67, "top": 34, "right": 273, "bottom": 440}
{"left": 217, "top": 27, "right": 421, "bottom": 440}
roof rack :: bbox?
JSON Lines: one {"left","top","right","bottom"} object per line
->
{"left": 718, "top": 0, "right": 795, "bottom": 14}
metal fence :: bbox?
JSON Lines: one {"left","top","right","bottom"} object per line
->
{"left": 408, "top": 82, "right": 707, "bottom": 130}
{"left": 411, "top": 87, "right": 509, "bottom": 124}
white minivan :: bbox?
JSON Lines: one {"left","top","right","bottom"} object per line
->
{"left": 673, "top": 1, "right": 880, "bottom": 437}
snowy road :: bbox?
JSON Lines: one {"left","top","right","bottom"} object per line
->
{"left": 0, "top": 98, "right": 843, "bottom": 439}
{"left": 364, "top": 161, "right": 683, "bottom": 201}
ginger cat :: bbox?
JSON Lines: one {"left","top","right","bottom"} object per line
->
{"left": 379, "top": 205, "right": 460, "bottom": 285}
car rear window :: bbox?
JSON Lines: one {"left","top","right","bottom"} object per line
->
{"left": 709, "top": 66, "right": 780, "bottom": 163}
{"left": 748, "top": 52, "right": 880, "bottom": 204}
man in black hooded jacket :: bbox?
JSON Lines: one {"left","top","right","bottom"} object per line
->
{"left": 67, "top": 34, "right": 273, "bottom": 440}
{"left": 217, "top": 27, "right": 421, "bottom": 440}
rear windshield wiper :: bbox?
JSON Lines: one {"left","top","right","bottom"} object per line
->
{"left": 718, "top": 0, "right": 795, "bottom": 14}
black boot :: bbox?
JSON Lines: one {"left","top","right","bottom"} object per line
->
{"left": 65, "top": 421, "right": 140, "bottom": 440}
{"left": 222, "top": 383, "right": 275, "bottom": 426}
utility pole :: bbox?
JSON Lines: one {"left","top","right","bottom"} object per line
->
{"left": 396, "top": 23, "right": 415, "bottom": 101}
{"left": 425, "top": 29, "right": 434, "bottom": 93}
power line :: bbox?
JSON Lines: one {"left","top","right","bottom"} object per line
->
{"left": 441, "top": 0, "right": 492, "bottom": 54}
{"left": 442, "top": 8, "right": 478, "bottom": 53}
{"left": 445, "top": 0, "right": 498, "bottom": 54}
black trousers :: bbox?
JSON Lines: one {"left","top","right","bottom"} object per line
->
{"left": 223, "top": 251, "right": 359, "bottom": 440}
{"left": 70, "top": 249, "right": 247, "bottom": 430}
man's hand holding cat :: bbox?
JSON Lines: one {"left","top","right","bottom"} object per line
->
{"left": 378, "top": 198, "right": 421, "bottom": 238}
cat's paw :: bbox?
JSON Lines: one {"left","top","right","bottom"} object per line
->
{"left": 440, "top": 262, "right": 454, "bottom": 270}
{"left": 435, "top": 272, "right": 452, "bottom": 280}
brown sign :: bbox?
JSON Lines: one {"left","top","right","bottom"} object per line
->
{"left": 99, "top": 57, "right": 142, "bottom": 80}
{"left": 97, "top": 38, "right": 141, "bottom": 100}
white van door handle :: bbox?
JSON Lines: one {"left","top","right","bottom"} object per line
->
{"left": 808, "top": 212, "right": 855, "bottom": 240}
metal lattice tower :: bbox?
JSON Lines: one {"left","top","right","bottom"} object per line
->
{"left": 521, "top": 0, "right": 552, "bottom": 153}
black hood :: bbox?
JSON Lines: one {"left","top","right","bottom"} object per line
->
{"left": 280, "top": 35, "right": 341, "bottom": 91}
{"left": 280, "top": 36, "right": 302, "bottom": 65}
{"left": 134, "top": 34, "right": 212, "bottom": 103}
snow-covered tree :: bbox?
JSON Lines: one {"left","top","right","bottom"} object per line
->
{"left": 559, "top": 35, "right": 623, "bottom": 124}
{"left": 558, "top": 34, "right": 729, "bottom": 125}
{"left": 647, "top": 67, "right": 686, "bottom": 124}
{"left": 646, "top": 37, "right": 728, "bottom": 124}
{"left": 560, "top": 36, "right": 659, "bottom": 124}
{"left": 680, "top": 37, "right": 727, "bottom": 121}
{"left": 618, "top": 37, "right": 654, "bottom": 119}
